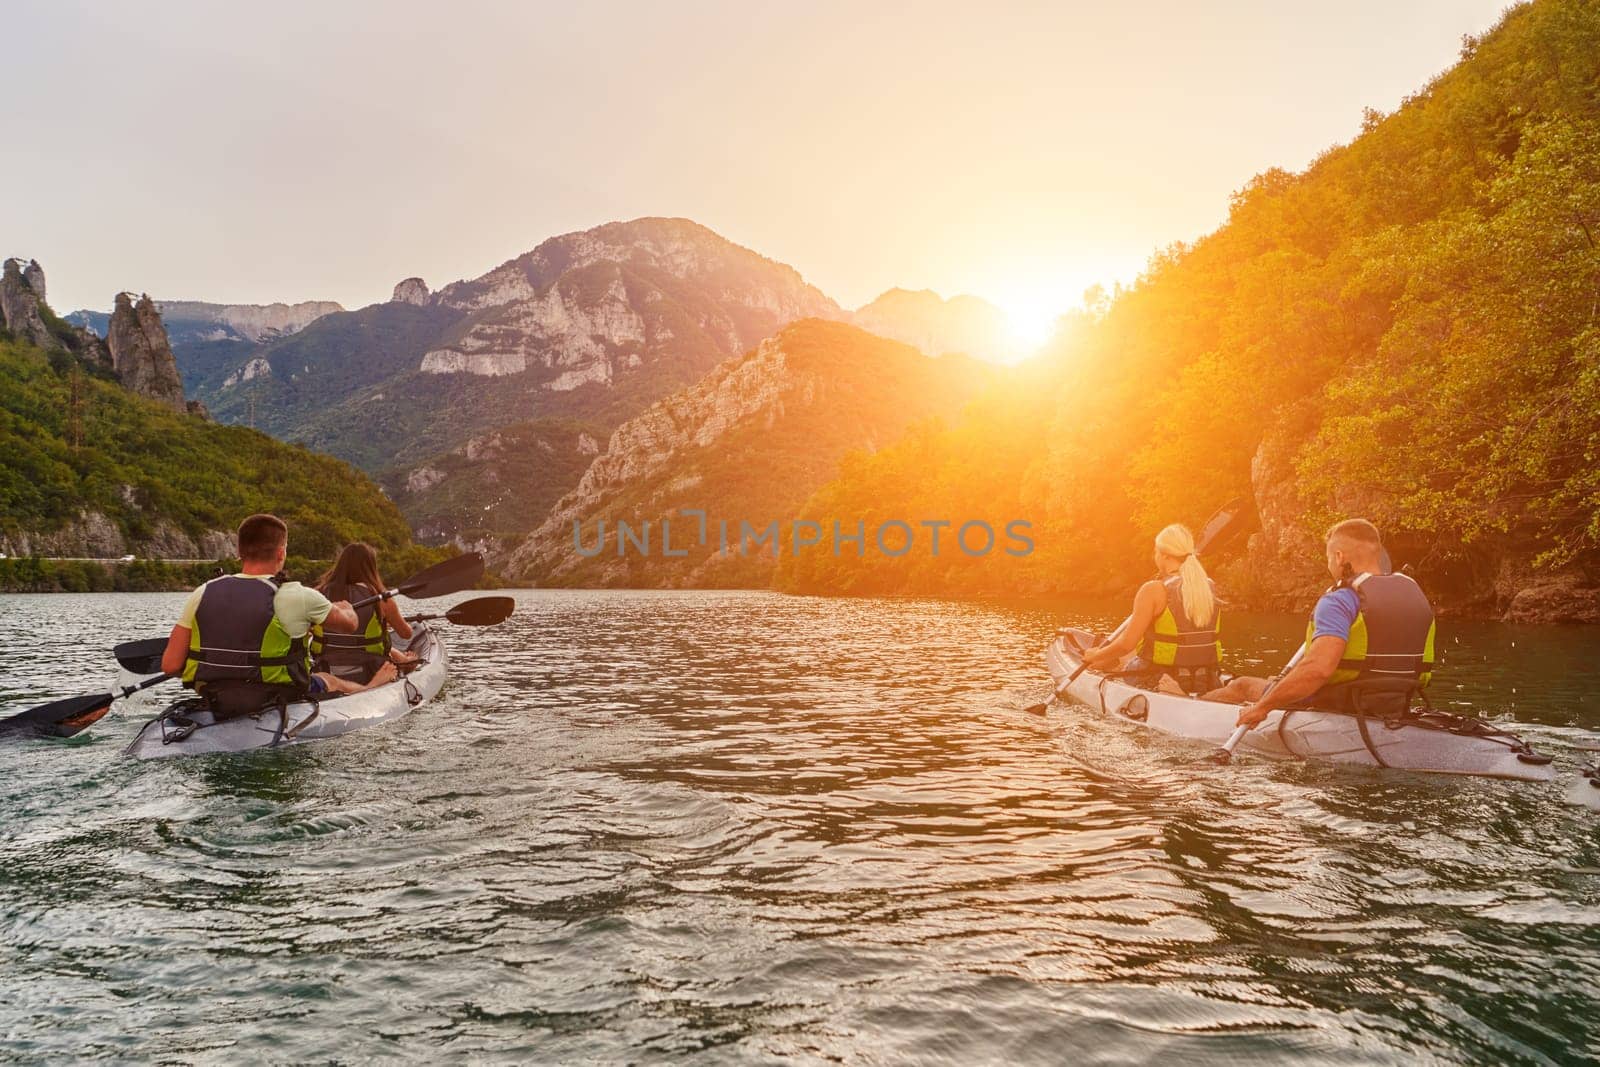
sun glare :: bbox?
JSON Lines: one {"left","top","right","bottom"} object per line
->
{"left": 998, "top": 296, "right": 1065, "bottom": 353}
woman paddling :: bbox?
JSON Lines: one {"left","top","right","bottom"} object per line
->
{"left": 1078, "top": 524, "right": 1222, "bottom": 695}
{"left": 313, "top": 542, "right": 420, "bottom": 683}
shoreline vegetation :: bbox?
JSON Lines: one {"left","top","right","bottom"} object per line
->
{"left": 0, "top": 547, "right": 455, "bottom": 594}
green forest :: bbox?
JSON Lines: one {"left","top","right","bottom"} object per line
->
{"left": 0, "top": 332, "right": 438, "bottom": 587}
{"left": 779, "top": 0, "right": 1600, "bottom": 607}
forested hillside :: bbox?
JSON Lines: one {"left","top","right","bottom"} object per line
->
{"left": 779, "top": 0, "right": 1600, "bottom": 621}
{"left": 0, "top": 334, "right": 417, "bottom": 563}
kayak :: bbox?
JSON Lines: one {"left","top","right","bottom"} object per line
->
{"left": 123, "top": 622, "right": 447, "bottom": 760}
{"left": 1045, "top": 627, "right": 1555, "bottom": 782}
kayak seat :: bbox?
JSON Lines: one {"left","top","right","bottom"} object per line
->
{"left": 1302, "top": 677, "right": 1418, "bottom": 718}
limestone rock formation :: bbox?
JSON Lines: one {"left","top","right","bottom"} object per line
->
{"left": 153, "top": 299, "right": 344, "bottom": 341}
{"left": 107, "top": 292, "right": 188, "bottom": 412}
{"left": 392, "top": 277, "right": 432, "bottom": 306}
{"left": 1, "top": 257, "right": 55, "bottom": 349}
{"left": 21, "top": 259, "right": 46, "bottom": 304}
{"left": 2, "top": 256, "right": 113, "bottom": 368}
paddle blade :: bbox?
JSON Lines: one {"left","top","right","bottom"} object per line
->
{"left": 1195, "top": 497, "right": 1256, "bottom": 557}
{"left": 114, "top": 637, "right": 169, "bottom": 674}
{"left": 397, "top": 553, "right": 485, "bottom": 601}
{"left": 444, "top": 596, "right": 515, "bottom": 626}
{"left": 0, "top": 692, "right": 115, "bottom": 740}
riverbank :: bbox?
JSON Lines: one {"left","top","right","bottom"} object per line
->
{"left": 0, "top": 545, "right": 457, "bottom": 593}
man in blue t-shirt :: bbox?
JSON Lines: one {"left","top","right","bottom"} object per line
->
{"left": 1204, "top": 519, "right": 1390, "bottom": 728}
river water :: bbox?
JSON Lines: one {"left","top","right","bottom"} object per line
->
{"left": 2, "top": 590, "right": 1598, "bottom": 1063}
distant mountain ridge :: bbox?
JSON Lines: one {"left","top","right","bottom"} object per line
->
{"left": 203, "top": 217, "right": 846, "bottom": 544}
{"left": 68, "top": 298, "right": 342, "bottom": 343}
{"left": 852, "top": 288, "right": 1018, "bottom": 363}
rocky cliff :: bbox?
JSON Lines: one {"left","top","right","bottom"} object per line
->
{"left": 502, "top": 319, "right": 989, "bottom": 587}
{"left": 0, "top": 258, "right": 54, "bottom": 349}
{"left": 107, "top": 292, "right": 187, "bottom": 412}
{"left": 853, "top": 288, "right": 1018, "bottom": 363}
{"left": 1231, "top": 417, "right": 1600, "bottom": 623}
{"left": 151, "top": 299, "right": 344, "bottom": 341}
{"left": 2, "top": 257, "right": 111, "bottom": 369}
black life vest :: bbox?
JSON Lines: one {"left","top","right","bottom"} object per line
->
{"left": 1304, "top": 571, "right": 1437, "bottom": 711}
{"left": 181, "top": 574, "right": 312, "bottom": 709}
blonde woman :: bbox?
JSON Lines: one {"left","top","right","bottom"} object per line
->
{"left": 1079, "top": 524, "right": 1223, "bottom": 695}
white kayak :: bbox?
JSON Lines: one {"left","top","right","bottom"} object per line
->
{"left": 123, "top": 622, "right": 448, "bottom": 760}
{"left": 1046, "top": 627, "right": 1555, "bottom": 782}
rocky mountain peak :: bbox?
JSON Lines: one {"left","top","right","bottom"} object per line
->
{"left": 1, "top": 257, "right": 54, "bottom": 349}
{"left": 21, "top": 259, "right": 45, "bottom": 304}
{"left": 107, "top": 292, "right": 188, "bottom": 413}
{"left": 392, "top": 277, "right": 432, "bottom": 306}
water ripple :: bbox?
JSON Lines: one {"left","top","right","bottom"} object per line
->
{"left": 1, "top": 590, "right": 1598, "bottom": 1062}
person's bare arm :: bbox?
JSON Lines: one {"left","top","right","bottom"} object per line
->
{"left": 1236, "top": 635, "right": 1344, "bottom": 727}
{"left": 160, "top": 625, "right": 190, "bottom": 676}
{"left": 1083, "top": 582, "right": 1164, "bottom": 669}
{"left": 323, "top": 600, "right": 358, "bottom": 633}
{"left": 380, "top": 597, "right": 412, "bottom": 640}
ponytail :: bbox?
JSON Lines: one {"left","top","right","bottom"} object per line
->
{"left": 1154, "top": 523, "right": 1215, "bottom": 627}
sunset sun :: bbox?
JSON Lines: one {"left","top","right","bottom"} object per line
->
{"left": 997, "top": 293, "right": 1066, "bottom": 352}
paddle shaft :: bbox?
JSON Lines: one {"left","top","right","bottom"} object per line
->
{"left": 1216, "top": 643, "right": 1310, "bottom": 759}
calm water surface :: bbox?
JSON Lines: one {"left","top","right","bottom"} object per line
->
{"left": 2, "top": 590, "right": 1599, "bottom": 1063}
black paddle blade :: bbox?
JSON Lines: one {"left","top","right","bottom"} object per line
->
{"left": 114, "top": 637, "right": 169, "bottom": 674}
{"left": 444, "top": 596, "right": 515, "bottom": 626}
{"left": 1195, "top": 497, "right": 1256, "bottom": 557}
{"left": 0, "top": 692, "right": 115, "bottom": 740}
{"left": 397, "top": 553, "right": 485, "bottom": 600}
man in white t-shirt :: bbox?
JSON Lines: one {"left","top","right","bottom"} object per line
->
{"left": 160, "top": 513, "right": 398, "bottom": 702}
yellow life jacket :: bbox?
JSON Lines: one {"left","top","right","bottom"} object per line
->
{"left": 1139, "top": 575, "right": 1222, "bottom": 669}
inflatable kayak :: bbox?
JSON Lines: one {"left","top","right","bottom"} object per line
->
{"left": 123, "top": 622, "right": 447, "bottom": 760}
{"left": 1045, "top": 628, "right": 1555, "bottom": 781}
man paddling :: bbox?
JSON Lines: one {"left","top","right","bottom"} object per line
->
{"left": 1205, "top": 519, "right": 1436, "bottom": 728}
{"left": 159, "top": 513, "right": 397, "bottom": 716}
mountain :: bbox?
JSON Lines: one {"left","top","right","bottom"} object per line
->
{"left": 776, "top": 0, "right": 1600, "bottom": 623}
{"left": 197, "top": 217, "right": 845, "bottom": 544}
{"left": 69, "top": 298, "right": 343, "bottom": 403}
{"left": 501, "top": 319, "right": 990, "bottom": 587}
{"left": 70, "top": 299, "right": 343, "bottom": 345}
{"left": 852, "top": 288, "right": 1018, "bottom": 363}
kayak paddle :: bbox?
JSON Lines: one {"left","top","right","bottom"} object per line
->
{"left": 407, "top": 595, "right": 515, "bottom": 626}
{"left": 1208, "top": 643, "right": 1309, "bottom": 764}
{"left": 113, "top": 637, "right": 169, "bottom": 675}
{"left": 1024, "top": 499, "right": 1251, "bottom": 717}
{"left": 350, "top": 552, "right": 485, "bottom": 610}
{"left": 0, "top": 672, "right": 173, "bottom": 741}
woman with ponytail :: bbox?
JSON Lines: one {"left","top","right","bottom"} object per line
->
{"left": 1079, "top": 524, "right": 1223, "bottom": 695}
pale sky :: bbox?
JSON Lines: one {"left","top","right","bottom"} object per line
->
{"left": 8, "top": 1, "right": 1514, "bottom": 328}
